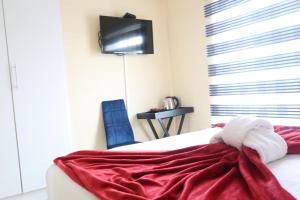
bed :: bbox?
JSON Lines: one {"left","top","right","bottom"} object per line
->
{"left": 47, "top": 127, "right": 300, "bottom": 200}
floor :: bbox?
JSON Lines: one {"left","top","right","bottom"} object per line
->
{"left": 3, "top": 189, "right": 47, "bottom": 200}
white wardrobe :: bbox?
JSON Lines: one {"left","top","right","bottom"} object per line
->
{"left": 0, "top": 0, "right": 70, "bottom": 198}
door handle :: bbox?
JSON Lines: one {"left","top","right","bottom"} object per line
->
{"left": 10, "top": 64, "right": 19, "bottom": 89}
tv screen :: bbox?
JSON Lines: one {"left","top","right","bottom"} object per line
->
{"left": 99, "top": 16, "right": 154, "bottom": 54}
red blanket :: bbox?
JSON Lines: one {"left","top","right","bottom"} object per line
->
{"left": 54, "top": 127, "right": 300, "bottom": 200}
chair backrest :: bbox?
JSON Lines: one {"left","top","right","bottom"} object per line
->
{"left": 102, "top": 99, "right": 135, "bottom": 149}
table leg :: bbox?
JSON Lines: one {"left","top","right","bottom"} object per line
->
{"left": 177, "top": 114, "right": 186, "bottom": 135}
{"left": 166, "top": 117, "right": 173, "bottom": 132}
{"left": 158, "top": 119, "right": 170, "bottom": 137}
{"left": 146, "top": 119, "right": 159, "bottom": 139}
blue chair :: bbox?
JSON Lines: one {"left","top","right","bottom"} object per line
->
{"left": 102, "top": 99, "right": 140, "bottom": 149}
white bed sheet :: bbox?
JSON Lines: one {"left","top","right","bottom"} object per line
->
{"left": 47, "top": 128, "right": 300, "bottom": 200}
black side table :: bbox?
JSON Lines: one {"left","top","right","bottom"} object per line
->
{"left": 137, "top": 107, "right": 194, "bottom": 139}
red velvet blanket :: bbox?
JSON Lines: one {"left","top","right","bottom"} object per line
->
{"left": 54, "top": 126, "right": 300, "bottom": 200}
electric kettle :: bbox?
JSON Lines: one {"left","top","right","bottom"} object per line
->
{"left": 163, "top": 96, "right": 180, "bottom": 110}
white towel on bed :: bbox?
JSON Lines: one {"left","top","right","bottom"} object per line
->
{"left": 210, "top": 116, "right": 287, "bottom": 163}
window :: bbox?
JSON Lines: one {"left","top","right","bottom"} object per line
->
{"left": 205, "top": 0, "right": 300, "bottom": 125}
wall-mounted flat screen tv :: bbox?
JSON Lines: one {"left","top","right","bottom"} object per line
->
{"left": 99, "top": 16, "right": 154, "bottom": 55}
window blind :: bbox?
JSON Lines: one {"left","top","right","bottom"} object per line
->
{"left": 205, "top": 0, "right": 300, "bottom": 125}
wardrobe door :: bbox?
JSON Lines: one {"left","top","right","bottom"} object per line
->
{"left": 3, "top": 0, "right": 71, "bottom": 192}
{"left": 0, "top": 1, "right": 22, "bottom": 198}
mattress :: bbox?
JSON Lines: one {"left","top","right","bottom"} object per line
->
{"left": 47, "top": 128, "right": 300, "bottom": 200}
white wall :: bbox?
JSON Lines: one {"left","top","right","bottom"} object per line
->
{"left": 61, "top": 0, "right": 174, "bottom": 150}
{"left": 61, "top": 0, "right": 210, "bottom": 150}
{"left": 166, "top": 0, "right": 211, "bottom": 132}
